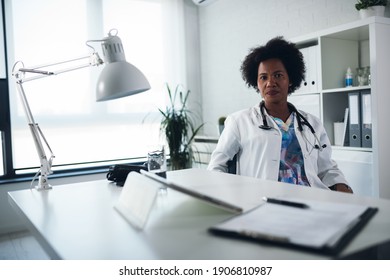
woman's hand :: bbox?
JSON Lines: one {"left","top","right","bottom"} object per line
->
{"left": 331, "top": 183, "right": 353, "bottom": 193}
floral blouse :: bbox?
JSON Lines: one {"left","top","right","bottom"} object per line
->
{"left": 273, "top": 113, "right": 310, "bottom": 186}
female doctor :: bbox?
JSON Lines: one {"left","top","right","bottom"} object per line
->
{"left": 207, "top": 37, "right": 352, "bottom": 193}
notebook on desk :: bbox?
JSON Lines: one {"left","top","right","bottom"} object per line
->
{"left": 209, "top": 197, "right": 378, "bottom": 255}
{"left": 140, "top": 170, "right": 243, "bottom": 214}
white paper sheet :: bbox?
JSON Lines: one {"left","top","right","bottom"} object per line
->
{"left": 212, "top": 198, "right": 370, "bottom": 249}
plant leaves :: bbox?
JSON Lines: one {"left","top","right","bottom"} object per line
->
{"left": 159, "top": 83, "right": 205, "bottom": 168}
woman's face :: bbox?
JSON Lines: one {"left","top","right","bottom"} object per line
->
{"left": 257, "top": 58, "right": 290, "bottom": 105}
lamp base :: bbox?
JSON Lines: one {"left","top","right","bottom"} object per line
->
{"left": 35, "top": 175, "right": 52, "bottom": 191}
{"left": 35, "top": 185, "right": 52, "bottom": 191}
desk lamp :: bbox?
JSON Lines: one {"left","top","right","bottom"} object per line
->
{"left": 12, "top": 29, "right": 150, "bottom": 190}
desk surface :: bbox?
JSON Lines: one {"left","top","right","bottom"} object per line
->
{"left": 8, "top": 168, "right": 390, "bottom": 260}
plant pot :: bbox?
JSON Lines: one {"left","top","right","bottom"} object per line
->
{"left": 170, "top": 150, "right": 193, "bottom": 170}
{"left": 359, "top": 6, "right": 386, "bottom": 19}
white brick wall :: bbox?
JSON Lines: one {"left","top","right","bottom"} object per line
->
{"left": 197, "top": 0, "right": 390, "bottom": 136}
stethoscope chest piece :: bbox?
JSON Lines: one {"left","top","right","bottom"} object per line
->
{"left": 259, "top": 124, "right": 272, "bottom": 130}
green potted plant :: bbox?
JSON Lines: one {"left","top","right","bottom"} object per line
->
{"left": 159, "top": 84, "right": 204, "bottom": 170}
{"left": 355, "top": 0, "right": 387, "bottom": 18}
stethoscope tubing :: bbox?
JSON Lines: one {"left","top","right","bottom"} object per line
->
{"left": 258, "top": 101, "right": 326, "bottom": 151}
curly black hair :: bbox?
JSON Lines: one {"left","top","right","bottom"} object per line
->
{"left": 240, "top": 36, "right": 305, "bottom": 94}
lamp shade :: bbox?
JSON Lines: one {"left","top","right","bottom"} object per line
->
{"left": 96, "top": 31, "right": 150, "bottom": 101}
{"left": 96, "top": 61, "right": 150, "bottom": 101}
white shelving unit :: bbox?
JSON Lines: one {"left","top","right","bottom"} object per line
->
{"left": 291, "top": 17, "right": 390, "bottom": 198}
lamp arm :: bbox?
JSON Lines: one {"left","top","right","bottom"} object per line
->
{"left": 12, "top": 52, "right": 103, "bottom": 190}
{"left": 15, "top": 81, "right": 54, "bottom": 190}
{"left": 16, "top": 53, "right": 103, "bottom": 83}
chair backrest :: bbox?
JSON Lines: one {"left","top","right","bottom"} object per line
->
{"left": 218, "top": 116, "right": 236, "bottom": 174}
{"left": 227, "top": 154, "right": 237, "bottom": 174}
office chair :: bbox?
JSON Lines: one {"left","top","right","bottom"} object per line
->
{"left": 227, "top": 154, "right": 237, "bottom": 174}
{"left": 219, "top": 116, "right": 237, "bottom": 175}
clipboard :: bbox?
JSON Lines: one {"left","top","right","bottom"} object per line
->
{"left": 209, "top": 198, "right": 378, "bottom": 255}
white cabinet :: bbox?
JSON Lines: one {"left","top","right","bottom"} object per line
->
{"left": 292, "top": 17, "right": 390, "bottom": 199}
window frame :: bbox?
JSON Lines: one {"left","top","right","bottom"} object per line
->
{"left": 0, "top": 0, "right": 181, "bottom": 183}
{"left": 1, "top": 0, "right": 15, "bottom": 181}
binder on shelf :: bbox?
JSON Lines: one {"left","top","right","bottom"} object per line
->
{"left": 342, "top": 108, "right": 349, "bottom": 146}
{"left": 361, "top": 90, "right": 372, "bottom": 148}
{"left": 348, "top": 91, "right": 362, "bottom": 147}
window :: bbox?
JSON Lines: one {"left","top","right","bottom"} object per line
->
{"left": 3, "top": 0, "right": 186, "bottom": 176}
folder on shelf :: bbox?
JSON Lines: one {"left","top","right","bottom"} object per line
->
{"left": 209, "top": 197, "right": 377, "bottom": 255}
{"left": 342, "top": 108, "right": 349, "bottom": 146}
{"left": 361, "top": 90, "right": 372, "bottom": 148}
{"left": 348, "top": 91, "right": 362, "bottom": 147}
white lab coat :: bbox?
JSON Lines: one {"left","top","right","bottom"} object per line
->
{"left": 207, "top": 104, "right": 349, "bottom": 190}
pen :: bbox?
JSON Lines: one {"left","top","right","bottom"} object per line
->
{"left": 262, "top": 197, "right": 309, "bottom": 209}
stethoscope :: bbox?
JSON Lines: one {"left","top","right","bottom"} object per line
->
{"left": 259, "top": 101, "right": 327, "bottom": 151}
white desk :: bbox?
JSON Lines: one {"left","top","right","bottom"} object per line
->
{"left": 8, "top": 168, "right": 390, "bottom": 260}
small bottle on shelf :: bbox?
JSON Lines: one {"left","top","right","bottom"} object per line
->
{"left": 345, "top": 67, "right": 353, "bottom": 87}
